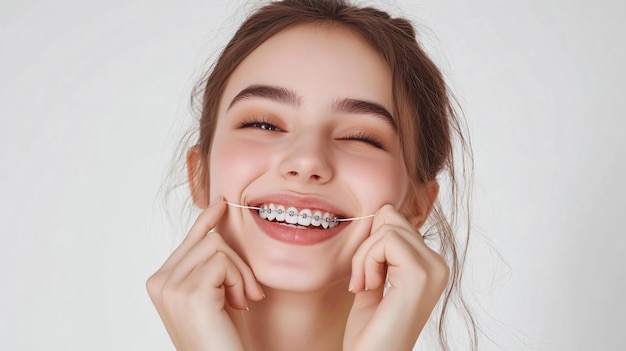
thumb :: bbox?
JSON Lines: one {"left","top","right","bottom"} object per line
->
{"left": 162, "top": 196, "right": 227, "bottom": 269}
{"left": 201, "top": 195, "right": 227, "bottom": 232}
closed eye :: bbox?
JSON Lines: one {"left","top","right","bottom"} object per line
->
{"left": 339, "top": 132, "right": 386, "bottom": 150}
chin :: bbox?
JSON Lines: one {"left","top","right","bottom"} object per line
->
{"left": 250, "top": 255, "right": 350, "bottom": 293}
{"left": 218, "top": 213, "right": 359, "bottom": 293}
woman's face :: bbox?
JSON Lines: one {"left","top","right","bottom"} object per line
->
{"left": 208, "top": 24, "right": 411, "bottom": 291}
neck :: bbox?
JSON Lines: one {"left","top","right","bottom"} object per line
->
{"left": 229, "top": 280, "right": 354, "bottom": 351}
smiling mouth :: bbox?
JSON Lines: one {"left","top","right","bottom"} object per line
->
{"left": 256, "top": 203, "right": 343, "bottom": 229}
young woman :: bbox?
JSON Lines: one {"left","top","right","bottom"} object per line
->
{"left": 148, "top": 0, "right": 475, "bottom": 350}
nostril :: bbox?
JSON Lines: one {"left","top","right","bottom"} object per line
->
{"left": 288, "top": 171, "right": 298, "bottom": 176}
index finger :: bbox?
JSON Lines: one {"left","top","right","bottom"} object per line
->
{"left": 161, "top": 196, "right": 227, "bottom": 269}
{"left": 370, "top": 204, "right": 415, "bottom": 235}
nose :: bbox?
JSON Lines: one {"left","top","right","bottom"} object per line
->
{"left": 278, "top": 131, "right": 333, "bottom": 184}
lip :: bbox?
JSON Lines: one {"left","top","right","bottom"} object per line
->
{"left": 247, "top": 193, "right": 351, "bottom": 245}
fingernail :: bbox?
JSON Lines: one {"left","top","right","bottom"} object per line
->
{"left": 348, "top": 277, "right": 354, "bottom": 292}
{"left": 245, "top": 303, "right": 250, "bottom": 312}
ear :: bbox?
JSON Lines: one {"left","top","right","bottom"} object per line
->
{"left": 187, "top": 145, "right": 209, "bottom": 208}
{"left": 405, "top": 180, "right": 439, "bottom": 229}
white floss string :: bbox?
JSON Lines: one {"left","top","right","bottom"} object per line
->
{"left": 224, "top": 201, "right": 375, "bottom": 222}
{"left": 335, "top": 214, "right": 376, "bottom": 222}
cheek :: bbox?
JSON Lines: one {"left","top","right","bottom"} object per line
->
{"left": 333, "top": 155, "right": 409, "bottom": 264}
{"left": 209, "top": 138, "right": 267, "bottom": 196}
{"left": 344, "top": 156, "right": 409, "bottom": 211}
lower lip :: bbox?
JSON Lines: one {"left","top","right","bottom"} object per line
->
{"left": 251, "top": 210, "right": 345, "bottom": 245}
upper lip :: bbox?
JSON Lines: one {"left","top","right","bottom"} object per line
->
{"left": 247, "top": 193, "right": 351, "bottom": 219}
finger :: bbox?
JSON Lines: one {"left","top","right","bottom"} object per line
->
{"left": 363, "top": 231, "right": 416, "bottom": 291}
{"left": 348, "top": 285, "right": 384, "bottom": 321}
{"left": 370, "top": 204, "right": 441, "bottom": 262}
{"left": 363, "top": 236, "right": 387, "bottom": 291}
{"left": 349, "top": 234, "right": 370, "bottom": 293}
{"left": 201, "top": 234, "right": 264, "bottom": 301}
{"left": 165, "top": 233, "right": 264, "bottom": 300}
{"left": 350, "top": 222, "right": 407, "bottom": 292}
{"left": 161, "top": 196, "right": 227, "bottom": 269}
{"left": 210, "top": 236, "right": 265, "bottom": 301}
{"left": 349, "top": 207, "right": 389, "bottom": 293}
{"left": 163, "top": 251, "right": 247, "bottom": 314}
{"left": 196, "top": 251, "right": 248, "bottom": 311}
{"left": 350, "top": 204, "right": 428, "bottom": 293}
{"left": 365, "top": 226, "right": 448, "bottom": 296}
{"left": 369, "top": 204, "right": 415, "bottom": 237}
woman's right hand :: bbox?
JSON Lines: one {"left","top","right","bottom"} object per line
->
{"left": 146, "top": 197, "right": 265, "bottom": 351}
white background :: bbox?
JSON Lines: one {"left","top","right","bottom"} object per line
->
{"left": 1, "top": 0, "right": 625, "bottom": 350}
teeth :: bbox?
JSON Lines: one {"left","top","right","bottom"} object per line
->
{"left": 256, "top": 204, "right": 340, "bottom": 229}
{"left": 275, "top": 205, "right": 286, "bottom": 222}
{"left": 267, "top": 204, "right": 276, "bottom": 221}
{"left": 286, "top": 207, "right": 298, "bottom": 224}
{"left": 311, "top": 211, "right": 322, "bottom": 227}
{"left": 298, "top": 209, "right": 312, "bottom": 226}
{"left": 321, "top": 212, "right": 330, "bottom": 229}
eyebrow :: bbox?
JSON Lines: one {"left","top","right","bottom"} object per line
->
{"left": 228, "top": 84, "right": 301, "bottom": 110}
{"left": 332, "top": 98, "right": 397, "bottom": 130}
{"left": 228, "top": 84, "right": 396, "bottom": 130}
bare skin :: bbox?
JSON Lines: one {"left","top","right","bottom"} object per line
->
{"left": 147, "top": 25, "right": 449, "bottom": 351}
{"left": 147, "top": 199, "right": 447, "bottom": 351}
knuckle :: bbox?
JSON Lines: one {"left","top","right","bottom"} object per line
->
{"left": 429, "top": 260, "right": 450, "bottom": 287}
{"left": 212, "top": 250, "right": 229, "bottom": 264}
{"left": 160, "top": 282, "right": 206, "bottom": 312}
{"left": 379, "top": 203, "right": 396, "bottom": 213}
{"left": 205, "top": 231, "right": 224, "bottom": 244}
{"left": 146, "top": 272, "right": 164, "bottom": 297}
{"left": 159, "top": 281, "right": 179, "bottom": 301}
{"left": 389, "top": 228, "right": 404, "bottom": 239}
{"left": 378, "top": 223, "right": 395, "bottom": 233}
{"left": 411, "top": 259, "right": 449, "bottom": 286}
{"left": 186, "top": 286, "right": 209, "bottom": 306}
{"left": 441, "top": 261, "right": 451, "bottom": 277}
{"left": 433, "top": 255, "right": 450, "bottom": 276}
{"left": 373, "top": 224, "right": 399, "bottom": 239}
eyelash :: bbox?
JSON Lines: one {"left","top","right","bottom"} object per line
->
{"left": 340, "top": 132, "right": 386, "bottom": 150}
{"left": 237, "top": 116, "right": 282, "bottom": 132}
{"left": 237, "top": 117, "right": 385, "bottom": 150}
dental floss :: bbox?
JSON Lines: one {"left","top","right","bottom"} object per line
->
{"left": 224, "top": 201, "right": 375, "bottom": 222}
{"left": 336, "top": 214, "right": 375, "bottom": 222}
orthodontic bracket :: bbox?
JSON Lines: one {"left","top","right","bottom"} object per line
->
{"left": 224, "top": 201, "right": 375, "bottom": 222}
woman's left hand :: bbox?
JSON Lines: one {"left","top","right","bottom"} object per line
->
{"left": 343, "top": 204, "right": 450, "bottom": 351}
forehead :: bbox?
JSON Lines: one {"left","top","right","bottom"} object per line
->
{"left": 219, "top": 23, "right": 394, "bottom": 116}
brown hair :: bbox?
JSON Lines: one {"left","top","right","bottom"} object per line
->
{"left": 189, "top": 0, "right": 476, "bottom": 349}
